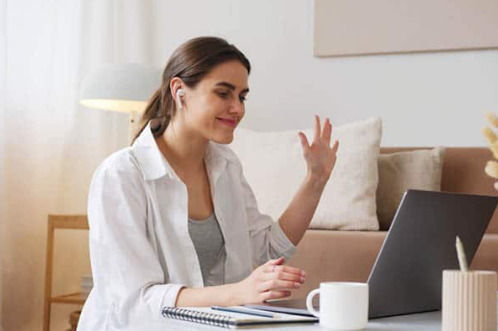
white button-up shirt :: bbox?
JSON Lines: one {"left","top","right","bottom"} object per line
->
{"left": 77, "top": 124, "right": 296, "bottom": 330}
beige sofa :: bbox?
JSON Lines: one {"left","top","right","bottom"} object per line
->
{"left": 287, "top": 147, "right": 498, "bottom": 298}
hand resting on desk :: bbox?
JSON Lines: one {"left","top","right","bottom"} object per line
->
{"left": 176, "top": 257, "right": 306, "bottom": 307}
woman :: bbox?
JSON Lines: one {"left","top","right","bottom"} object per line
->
{"left": 78, "top": 36, "right": 339, "bottom": 330}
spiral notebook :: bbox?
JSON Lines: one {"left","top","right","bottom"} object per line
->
{"left": 161, "top": 306, "right": 317, "bottom": 329}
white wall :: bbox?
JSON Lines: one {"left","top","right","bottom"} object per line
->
{"left": 151, "top": 0, "right": 498, "bottom": 146}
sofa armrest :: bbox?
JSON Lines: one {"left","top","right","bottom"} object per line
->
{"left": 287, "top": 230, "right": 498, "bottom": 300}
{"left": 472, "top": 234, "right": 498, "bottom": 273}
{"left": 286, "top": 230, "right": 386, "bottom": 299}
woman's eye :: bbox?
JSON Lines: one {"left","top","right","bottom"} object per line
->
{"left": 217, "top": 91, "right": 229, "bottom": 99}
{"left": 239, "top": 95, "right": 247, "bottom": 103}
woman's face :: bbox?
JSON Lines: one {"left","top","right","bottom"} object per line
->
{"left": 181, "top": 60, "right": 249, "bottom": 144}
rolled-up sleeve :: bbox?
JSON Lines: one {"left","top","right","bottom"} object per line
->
{"left": 88, "top": 157, "right": 184, "bottom": 323}
{"left": 238, "top": 167, "right": 296, "bottom": 266}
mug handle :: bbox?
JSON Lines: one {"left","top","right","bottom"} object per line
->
{"left": 306, "top": 288, "right": 320, "bottom": 318}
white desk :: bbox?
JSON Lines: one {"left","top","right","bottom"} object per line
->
{"left": 161, "top": 311, "right": 443, "bottom": 330}
{"left": 152, "top": 293, "right": 498, "bottom": 330}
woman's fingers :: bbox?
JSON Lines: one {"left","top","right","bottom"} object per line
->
{"left": 314, "top": 115, "right": 321, "bottom": 142}
{"left": 331, "top": 139, "right": 339, "bottom": 154}
{"left": 260, "top": 269, "right": 305, "bottom": 283}
{"left": 323, "top": 118, "right": 332, "bottom": 145}
{"left": 264, "top": 264, "right": 277, "bottom": 274}
{"left": 258, "top": 279, "right": 302, "bottom": 292}
{"left": 263, "top": 263, "right": 303, "bottom": 276}
{"left": 241, "top": 259, "right": 307, "bottom": 304}
{"left": 275, "top": 264, "right": 305, "bottom": 276}
{"left": 314, "top": 115, "right": 336, "bottom": 145}
{"left": 261, "top": 257, "right": 285, "bottom": 272}
{"left": 302, "top": 116, "right": 335, "bottom": 149}
{"left": 260, "top": 290, "right": 292, "bottom": 302}
{"left": 262, "top": 257, "right": 285, "bottom": 269}
{"left": 298, "top": 132, "right": 310, "bottom": 152}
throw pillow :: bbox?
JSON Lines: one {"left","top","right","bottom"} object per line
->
{"left": 230, "top": 117, "right": 382, "bottom": 230}
{"left": 376, "top": 147, "right": 445, "bottom": 230}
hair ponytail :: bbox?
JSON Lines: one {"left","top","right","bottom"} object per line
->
{"left": 134, "top": 85, "right": 172, "bottom": 142}
{"left": 132, "top": 36, "right": 251, "bottom": 143}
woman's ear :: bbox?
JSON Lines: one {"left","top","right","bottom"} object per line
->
{"left": 169, "top": 77, "right": 184, "bottom": 101}
{"left": 175, "top": 89, "right": 184, "bottom": 110}
{"left": 170, "top": 77, "right": 186, "bottom": 111}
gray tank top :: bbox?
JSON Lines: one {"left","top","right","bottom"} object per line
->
{"left": 188, "top": 213, "right": 226, "bottom": 286}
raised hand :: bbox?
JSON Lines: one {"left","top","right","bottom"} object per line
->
{"left": 298, "top": 115, "right": 339, "bottom": 184}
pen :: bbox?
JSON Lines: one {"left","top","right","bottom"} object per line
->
{"left": 211, "top": 306, "right": 276, "bottom": 318}
{"left": 456, "top": 236, "right": 469, "bottom": 272}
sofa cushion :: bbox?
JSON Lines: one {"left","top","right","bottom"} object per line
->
{"left": 230, "top": 117, "right": 382, "bottom": 230}
{"left": 376, "top": 147, "right": 445, "bottom": 230}
{"left": 380, "top": 147, "right": 498, "bottom": 234}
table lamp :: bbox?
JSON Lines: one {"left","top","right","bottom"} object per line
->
{"left": 79, "top": 63, "right": 161, "bottom": 142}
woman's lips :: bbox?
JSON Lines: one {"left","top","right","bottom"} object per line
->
{"left": 216, "top": 118, "right": 237, "bottom": 128}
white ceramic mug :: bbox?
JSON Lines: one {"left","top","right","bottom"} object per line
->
{"left": 306, "top": 282, "right": 369, "bottom": 330}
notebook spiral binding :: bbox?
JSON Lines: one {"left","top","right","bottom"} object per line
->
{"left": 162, "top": 306, "right": 236, "bottom": 328}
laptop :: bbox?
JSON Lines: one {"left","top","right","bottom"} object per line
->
{"left": 246, "top": 190, "right": 498, "bottom": 318}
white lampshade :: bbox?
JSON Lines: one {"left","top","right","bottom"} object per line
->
{"left": 79, "top": 63, "right": 162, "bottom": 113}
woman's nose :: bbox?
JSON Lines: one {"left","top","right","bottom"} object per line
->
{"left": 230, "top": 99, "right": 244, "bottom": 114}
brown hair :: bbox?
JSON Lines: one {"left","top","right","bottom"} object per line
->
{"left": 133, "top": 36, "right": 251, "bottom": 142}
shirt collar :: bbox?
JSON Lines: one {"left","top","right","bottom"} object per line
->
{"left": 132, "top": 122, "right": 230, "bottom": 182}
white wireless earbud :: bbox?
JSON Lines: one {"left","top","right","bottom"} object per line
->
{"left": 176, "top": 89, "right": 184, "bottom": 110}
